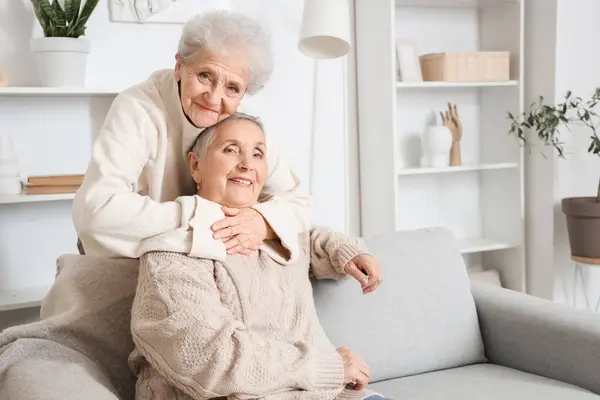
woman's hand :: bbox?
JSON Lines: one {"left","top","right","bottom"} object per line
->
{"left": 344, "top": 254, "right": 383, "bottom": 294}
{"left": 211, "top": 206, "right": 272, "bottom": 255}
{"left": 336, "top": 346, "right": 370, "bottom": 390}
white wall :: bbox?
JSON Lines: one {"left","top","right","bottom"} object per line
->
{"left": 552, "top": 0, "right": 600, "bottom": 308}
{"left": 0, "top": 0, "right": 356, "bottom": 323}
{"left": 525, "top": 0, "right": 600, "bottom": 308}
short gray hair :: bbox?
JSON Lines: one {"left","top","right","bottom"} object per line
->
{"left": 178, "top": 10, "right": 274, "bottom": 95}
{"left": 190, "top": 112, "right": 265, "bottom": 159}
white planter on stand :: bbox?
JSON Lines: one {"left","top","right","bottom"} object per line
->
{"left": 30, "top": 37, "right": 90, "bottom": 87}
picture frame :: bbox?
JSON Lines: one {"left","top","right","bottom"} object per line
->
{"left": 395, "top": 39, "right": 423, "bottom": 82}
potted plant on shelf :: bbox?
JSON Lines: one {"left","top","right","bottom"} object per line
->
{"left": 508, "top": 89, "right": 600, "bottom": 263}
{"left": 30, "top": 0, "right": 100, "bottom": 87}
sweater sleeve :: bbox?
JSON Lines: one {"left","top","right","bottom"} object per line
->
{"left": 252, "top": 140, "right": 313, "bottom": 264}
{"left": 72, "top": 93, "right": 226, "bottom": 260}
{"left": 131, "top": 251, "right": 344, "bottom": 399}
{"left": 309, "top": 227, "right": 369, "bottom": 280}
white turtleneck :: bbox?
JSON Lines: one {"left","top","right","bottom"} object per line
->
{"left": 72, "top": 69, "right": 311, "bottom": 262}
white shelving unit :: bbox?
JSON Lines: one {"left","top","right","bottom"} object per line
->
{"left": 355, "top": 0, "right": 526, "bottom": 291}
{"left": 0, "top": 88, "right": 119, "bottom": 313}
{"left": 0, "top": 193, "right": 75, "bottom": 204}
{"left": 0, "top": 87, "right": 122, "bottom": 97}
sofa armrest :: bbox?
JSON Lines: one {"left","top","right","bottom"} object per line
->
{"left": 471, "top": 282, "right": 600, "bottom": 395}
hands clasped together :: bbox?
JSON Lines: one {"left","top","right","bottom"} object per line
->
{"left": 211, "top": 206, "right": 268, "bottom": 255}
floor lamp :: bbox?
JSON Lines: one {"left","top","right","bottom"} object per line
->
{"left": 298, "top": 0, "right": 352, "bottom": 197}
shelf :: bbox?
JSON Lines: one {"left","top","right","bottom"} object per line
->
{"left": 0, "top": 87, "right": 122, "bottom": 97}
{"left": 0, "top": 193, "right": 75, "bottom": 204}
{"left": 396, "top": 80, "right": 518, "bottom": 89}
{"left": 459, "top": 237, "right": 515, "bottom": 254}
{"left": 0, "top": 286, "right": 50, "bottom": 312}
{"left": 397, "top": 162, "right": 518, "bottom": 176}
{"left": 395, "top": 0, "right": 517, "bottom": 8}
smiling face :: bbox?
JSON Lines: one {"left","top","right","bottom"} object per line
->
{"left": 188, "top": 118, "right": 267, "bottom": 208}
{"left": 175, "top": 49, "right": 250, "bottom": 128}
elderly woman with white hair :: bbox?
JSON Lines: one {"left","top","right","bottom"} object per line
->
{"left": 0, "top": 10, "right": 316, "bottom": 400}
{"left": 129, "top": 112, "right": 389, "bottom": 400}
{"left": 73, "top": 9, "right": 310, "bottom": 261}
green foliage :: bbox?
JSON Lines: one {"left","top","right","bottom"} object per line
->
{"left": 508, "top": 88, "right": 600, "bottom": 201}
{"left": 30, "top": 0, "right": 100, "bottom": 38}
{"left": 508, "top": 88, "right": 600, "bottom": 159}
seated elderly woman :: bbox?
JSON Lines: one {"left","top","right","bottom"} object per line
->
{"left": 128, "top": 113, "right": 390, "bottom": 400}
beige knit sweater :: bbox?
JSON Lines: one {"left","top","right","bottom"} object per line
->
{"left": 129, "top": 227, "right": 379, "bottom": 400}
{"left": 72, "top": 68, "right": 311, "bottom": 261}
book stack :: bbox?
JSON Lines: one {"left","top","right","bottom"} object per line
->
{"left": 22, "top": 174, "right": 84, "bottom": 195}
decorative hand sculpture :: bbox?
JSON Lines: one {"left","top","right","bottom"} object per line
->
{"left": 440, "top": 102, "right": 462, "bottom": 166}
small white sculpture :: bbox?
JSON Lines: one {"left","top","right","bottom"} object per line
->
{"left": 420, "top": 124, "right": 453, "bottom": 168}
{"left": 0, "top": 133, "right": 22, "bottom": 195}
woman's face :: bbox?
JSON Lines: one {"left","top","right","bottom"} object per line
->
{"left": 175, "top": 49, "right": 249, "bottom": 128}
{"left": 189, "top": 119, "right": 267, "bottom": 208}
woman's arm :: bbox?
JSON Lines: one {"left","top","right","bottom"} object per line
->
{"left": 308, "top": 227, "right": 369, "bottom": 280}
{"left": 131, "top": 251, "right": 344, "bottom": 399}
{"left": 72, "top": 93, "right": 226, "bottom": 259}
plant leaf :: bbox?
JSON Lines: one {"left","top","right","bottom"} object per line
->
{"left": 30, "top": 0, "right": 51, "bottom": 36}
{"left": 52, "top": 0, "right": 66, "bottom": 27}
{"left": 71, "top": 0, "right": 99, "bottom": 36}
{"left": 38, "top": 0, "right": 57, "bottom": 26}
{"left": 64, "top": 0, "right": 78, "bottom": 26}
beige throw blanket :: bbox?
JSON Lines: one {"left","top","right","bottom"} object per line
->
{"left": 0, "top": 254, "right": 139, "bottom": 400}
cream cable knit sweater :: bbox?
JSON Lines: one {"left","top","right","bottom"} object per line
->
{"left": 129, "top": 227, "right": 379, "bottom": 400}
{"left": 72, "top": 69, "right": 311, "bottom": 261}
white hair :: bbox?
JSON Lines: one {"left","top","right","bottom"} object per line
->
{"left": 178, "top": 10, "right": 274, "bottom": 95}
{"left": 190, "top": 112, "right": 265, "bottom": 159}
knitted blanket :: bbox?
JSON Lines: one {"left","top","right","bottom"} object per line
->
{"left": 0, "top": 254, "right": 138, "bottom": 400}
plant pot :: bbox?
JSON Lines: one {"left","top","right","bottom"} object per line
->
{"left": 30, "top": 37, "right": 90, "bottom": 87}
{"left": 562, "top": 197, "right": 600, "bottom": 260}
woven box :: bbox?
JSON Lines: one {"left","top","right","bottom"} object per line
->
{"left": 419, "top": 51, "right": 510, "bottom": 82}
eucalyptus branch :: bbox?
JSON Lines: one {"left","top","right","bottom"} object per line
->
{"left": 508, "top": 88, "right": 600, "bottom": 202}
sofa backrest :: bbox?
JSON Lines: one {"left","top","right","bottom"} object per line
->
{"left": 312, "top": 227, "right": 487, "bottom": 383}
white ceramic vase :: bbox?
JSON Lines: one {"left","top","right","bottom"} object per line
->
{"left": 0, "top": 133, "right": 21, "bottom": 195}
{"left": 420, "top": 125, "right": 453, "bottom": 168}
{"left": 30, "top": 37, "right": 90, "bottom": 87}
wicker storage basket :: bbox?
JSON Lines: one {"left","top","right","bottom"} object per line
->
{"left": 419, "top": 51, "right": 510, "bottom": 82}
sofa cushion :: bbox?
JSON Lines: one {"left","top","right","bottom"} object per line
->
{"left": 312, "top": 227, "right": 486, "bottom": 382}
{"left": 369, "top": 364, "right": 600, "bottom": 399}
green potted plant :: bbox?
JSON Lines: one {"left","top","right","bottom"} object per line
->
{"left": 508, "top": 89, "right": 600, "bottom": 263}
{"left": 29, "top": 0, "right": 100, "bottom": 87}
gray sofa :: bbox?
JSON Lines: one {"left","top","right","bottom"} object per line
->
{"left": 313, "top": 227, "right": 600, "bottom": 399}
{"left": 1, "top": 227, "right": 599, "bottom": 399}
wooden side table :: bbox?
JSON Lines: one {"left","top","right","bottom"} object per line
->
{"left": 571, "top": 255, "right": 600, "bottom": 312}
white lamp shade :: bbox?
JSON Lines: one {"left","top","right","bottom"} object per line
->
{"left": 298, "top": 0, "right": 351, "bottom": 59}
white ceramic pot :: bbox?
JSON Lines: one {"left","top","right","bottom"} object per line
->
{"left": 420, "top": 125, "right": 453, "bottom": 168}
{"left": 30, "top": 37, "right": 90, "bottom": 87}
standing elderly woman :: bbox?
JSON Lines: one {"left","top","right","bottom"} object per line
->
{"left": 0, "top": 10, "right": 311, "bottom": 400}
{"left": 73, "top": 10, "right": 310, "bottom": 261}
